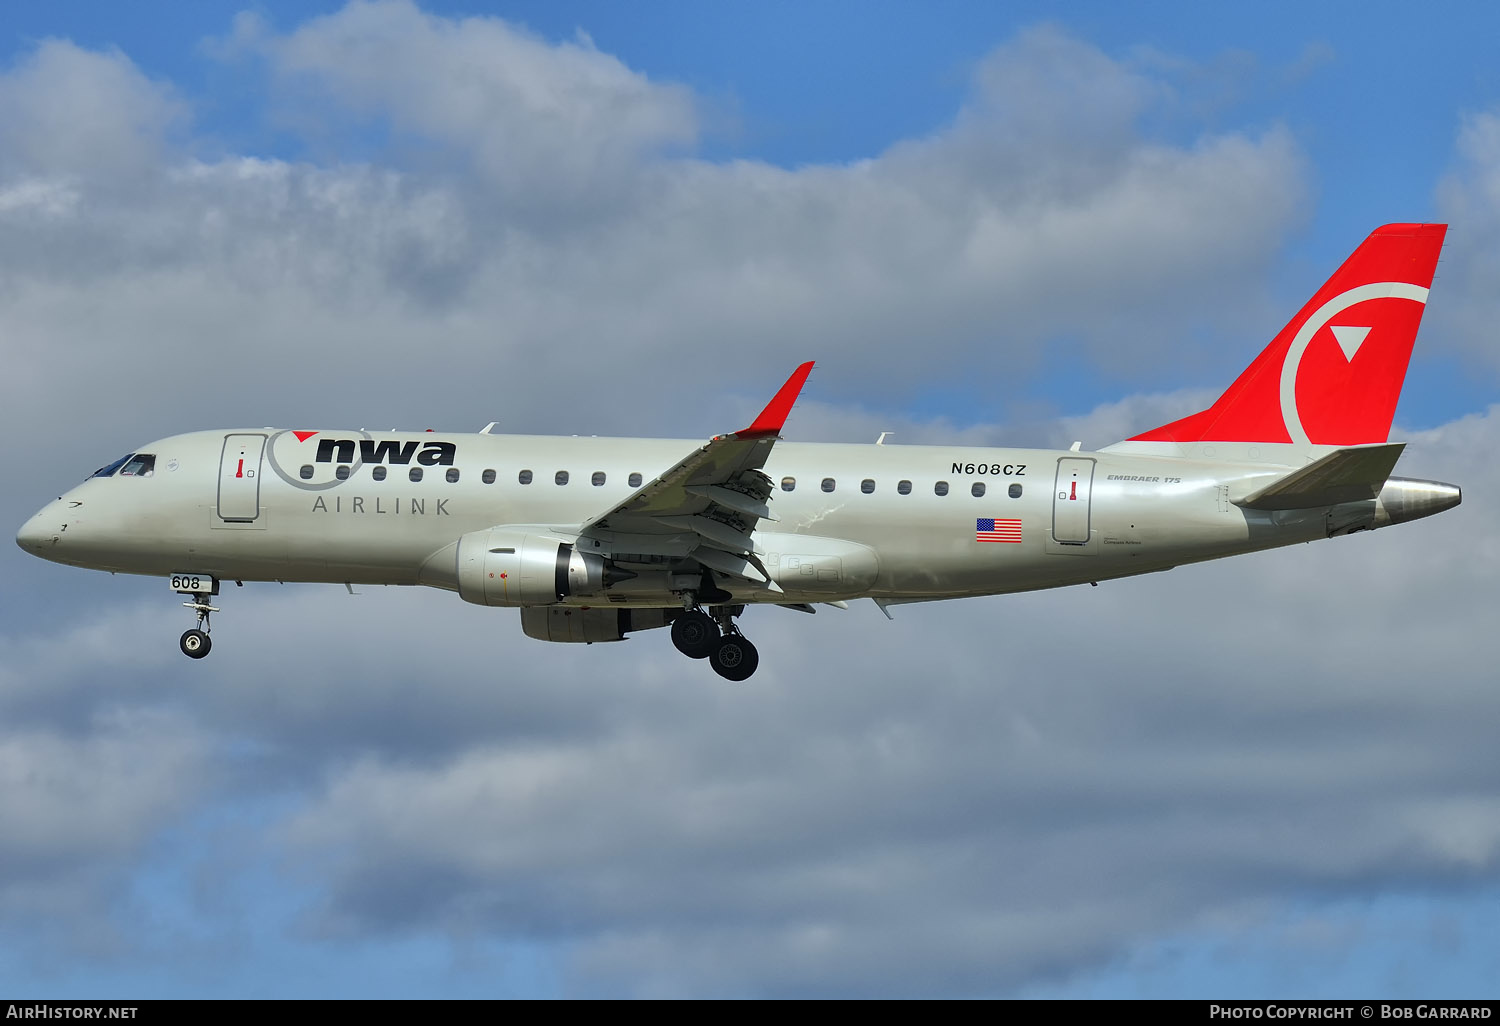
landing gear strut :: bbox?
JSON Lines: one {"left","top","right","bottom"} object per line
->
{"left": 179, "top": 592, "right": 218, "bottom": 660}
{"left": 672, "top": 598, "right": 759, "bottom": 680}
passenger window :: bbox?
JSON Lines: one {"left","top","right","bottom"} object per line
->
{"left": 934, "top": 481, "right": 949, "bottom": 496}
{"left": 861, "top": 479, "right": 875, "bottom": 494}
{"left": 119, "top": 454, "right": 156, "bottom": 477}
{"left": 335, "top": 465, "right": 350, "bottom": 481}
{"left": 781, "top": 477, "right": 796, "bottom": 492}
{"left": 1009, "top": 483, "right": 1022, "bottom": 499}
{"left": 629, "top": 473, "right": 643, "bottom": 487}
{"left": 409, "top": 467, "right": 423, "bottom": 482}
{"left": 372, "top": 466, "right": 387, "bottom": 482}
{"left": 446, "top": 468, "right": 460, "bottom": 483}
{"left": 91, "top": 454, "right": 134, "bottom": 479}
{"left": 592, "top": 472, "right": 606, "bottom": 486}
{"left": 519, "top": 469, "right": 533, "bottom": 485}
{"left": 555, "top": 471, "right": 569, "bottom": 485}
{"left": 482, "top": 469, "right": 496, "bottom": 484}
{"left": 897, "top": 480, "right": 912, "bottom": 495}
{"left": 300, "top": 465, "right": 314, "bottom": 480}
{"left": 971, "top": 482, "right": 985, "bottom": 497}
{"left": 821, "top": 478, "right": 836, "bottom": 493}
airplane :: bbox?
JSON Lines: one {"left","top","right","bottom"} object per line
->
{"left": 16, "top": 223, "right": 1461, "bottom": 681}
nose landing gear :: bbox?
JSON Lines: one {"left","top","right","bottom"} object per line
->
{"left": 169, "top": 575, "right": 222, "bottom": 659}
{"left": 179, "top": 592, "right": 218, "bottom": 659}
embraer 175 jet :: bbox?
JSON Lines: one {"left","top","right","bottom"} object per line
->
{"left": 16, "top": 224, "right": 1461, "bottom": 680}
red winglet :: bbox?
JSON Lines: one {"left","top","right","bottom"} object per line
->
{"left": 739, "top": 362, "right": 815, "bottom": 439}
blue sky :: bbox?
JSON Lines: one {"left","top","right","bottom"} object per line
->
{"left": 3, "top": 0, "right": 1500, "bottom": 999}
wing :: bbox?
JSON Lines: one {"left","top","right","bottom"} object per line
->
{"left": 579, "top": 362, "right": 814, "bottom": 586}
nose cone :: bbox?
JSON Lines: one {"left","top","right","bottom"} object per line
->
{"left": 16, "top": 507, "right": 60, "bottom": 557}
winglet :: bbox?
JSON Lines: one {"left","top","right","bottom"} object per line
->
{"left": 739, "top": 362, "right": 815, "bottom": 439}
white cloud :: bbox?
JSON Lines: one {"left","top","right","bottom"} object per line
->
{"left": 236, "top": 0, "right": 697, "bottom": 210}
{"left": 1435, "top": 110, "right": 1500, "bottom": 369}
{"left": 0, "top": 10, "right": 1307, "bottom": 485}
{"left": 0, "top": 38, "right": 184, "bottom": 181}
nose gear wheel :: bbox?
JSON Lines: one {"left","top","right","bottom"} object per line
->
{"left": 179, "top": 592, "right": 219, "bottom": 660}
{"left": 179, "top": 629, "right": 211, "bottom": 658}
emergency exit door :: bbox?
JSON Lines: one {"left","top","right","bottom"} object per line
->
{"left": 218, "top": 434, "right": 266, "bottom": 522}
{"left": 1052, "top": 458, "right": 1095, "bottom": 544}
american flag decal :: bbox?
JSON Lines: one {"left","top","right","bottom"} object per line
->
{"left": 976, "top": 518, "right": 1022, "bottom": 543}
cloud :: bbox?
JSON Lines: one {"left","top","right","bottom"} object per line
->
{"left": 1436, "top": 109, "right": 1500, "bottom": 371}
{"left": 0, "top": 10, "right": 1307, "bottom": 491}
{"left": 257, "top": 1, "right": 697, "bottom": 195}
{"left": 0, "top": 38, "right": 185, "bottom": 182}
{"left": 0, "top": 709, "right": 211, "bottom": 955}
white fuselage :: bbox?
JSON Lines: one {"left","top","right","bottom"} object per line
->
{"left": 18, "top": 427, "right": 1438, "bottom": 607}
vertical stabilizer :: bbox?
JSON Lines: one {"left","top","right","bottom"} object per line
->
{"left": 1121, "top": 223, "right": 1446, "bottom": 453}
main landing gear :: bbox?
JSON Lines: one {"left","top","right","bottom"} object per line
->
{"left": 179, "top": 591, "right": 219, "bottom": 660}
{"left": 670, "top": 601, "right": 759, "bottom": 681}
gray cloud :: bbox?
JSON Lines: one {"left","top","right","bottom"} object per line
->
{"left": 0, "top": 704, "right": 211, "bottom": 956}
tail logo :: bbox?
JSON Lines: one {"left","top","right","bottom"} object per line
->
{"left": 1278, "top": 282, "right": 1428, "bottom": 445}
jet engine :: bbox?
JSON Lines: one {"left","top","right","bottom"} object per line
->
{"left": 520, "top": 606, "right": 672, "bottom": 643}
{"left": 456, "top": 528, "right": 610, "bottom": 607}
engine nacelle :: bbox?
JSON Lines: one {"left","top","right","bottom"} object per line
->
{"left": 520, "top": 607, "right": 672, "bottom": 643}
{"left": 456, "top": 528, "right": 606, "bottom": 607}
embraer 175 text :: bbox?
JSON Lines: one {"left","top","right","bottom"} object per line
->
{"left": 17, "top": 224, "right": 1461, "bottom": 680}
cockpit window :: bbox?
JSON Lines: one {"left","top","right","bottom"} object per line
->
{"left": 119, "top": 454, "right": 156, "bottom": 477}
{"left": 91, "top": 454, "right": 134, "bottom": 479}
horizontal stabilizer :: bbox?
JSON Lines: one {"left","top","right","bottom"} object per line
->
{"left": 1236, "top": 443, "right": 1405, "bottom": 511}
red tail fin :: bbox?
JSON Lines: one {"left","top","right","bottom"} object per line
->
{"left": 1131, "top": 223, "right": 1446, "bottom": 447}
